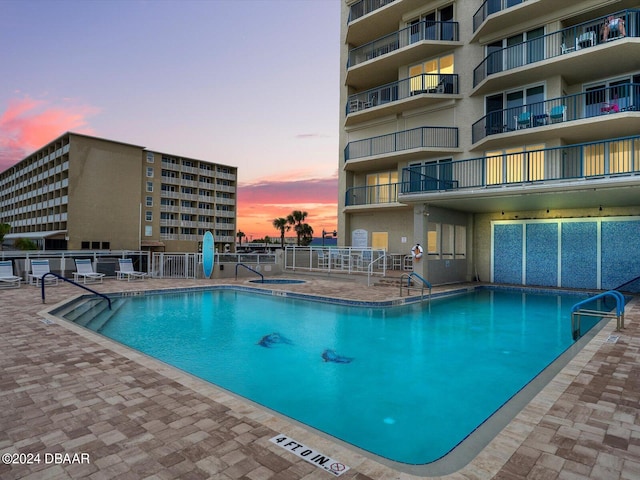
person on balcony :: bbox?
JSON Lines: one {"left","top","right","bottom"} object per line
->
{"left": 601, "top": 15, "right": 626, "bottom": 42}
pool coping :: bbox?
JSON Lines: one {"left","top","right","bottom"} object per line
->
{"left": 39, "top": 282, "right": 628, "bottom": 478}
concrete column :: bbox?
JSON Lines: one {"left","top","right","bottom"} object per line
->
{"left": 412, "top": 204, "right": 428, "bottom": 279}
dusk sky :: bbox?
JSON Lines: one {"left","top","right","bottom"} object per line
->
{"left": 0, "top": 0, "right": 340, "bottom": 240}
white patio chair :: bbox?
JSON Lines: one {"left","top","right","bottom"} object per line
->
{"left": 73, "top": 259, "right": 105, "bottom": 284}
{"left": 0, "top": 260, "right": 21, "bottom": 288}
{"left": 116, "top": 258, "right": 148, "bottom": 281}
{"left": 28, "top": 259, "right": 58, "bottom": 286}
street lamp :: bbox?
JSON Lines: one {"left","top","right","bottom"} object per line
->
{"left": 321, "top": 229, "right": 337, "bottom": 247}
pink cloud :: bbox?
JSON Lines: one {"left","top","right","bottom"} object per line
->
{"left": 0, "top": 97, "right": 99, "bottom": 171}
{"left": 237, "top": 175, "right": 338, "bottom": 239}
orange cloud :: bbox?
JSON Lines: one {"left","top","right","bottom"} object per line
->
{"left": 237, "top": 175, "right": 338, "bottom": 240}
{"left": 0, "top": 97, "right": 98, "bottom": 171}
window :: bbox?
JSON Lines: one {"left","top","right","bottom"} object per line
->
{"left": 409, "top": 54, "right": 454, "bottom": 93}
{"left": 145, "top": 196, "right": 153, "bottom": 207}
{"left": 585, "top": 77, "right": 632, "bottom": 117}
{"left": 487, "top": 27, "right": 544, "bottom": 74}
{"left": 485, "top": 144, "right": 545, "bottom": 184}
{"left": 365, "top": 171, "right": 398, "bottom": 204}
{"left": 408, "top": 4, "right": 454, "bottom": 42}
{"left": 408, "top": 159, "right": 454, "bottom": 191}
{"left": 441, "top": 224, "right": 454, "bottom": 259}
{"left": 427, "top": 223, "right": 440, "bottom": 257}
{"left": 145, "top": 211, "right": 152, "bottom": 222}
{"left": 145, "top": 226, "right": 152, "bottom": 237}
{"left": 146, "top": 152, "right": 154, "bottom": 163}
{"left": 455, "top": 225, "right": 466, "bottom": 258}
{"left": 486, "top": 84, "right": 544, "bottom": 131}
{"left": 146, "top": 181, "right": 153, "bottom": 192}
{"left": 146, "top": 167, "right": 154, "bottom": 178}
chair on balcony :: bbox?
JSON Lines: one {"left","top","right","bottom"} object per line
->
{"left": 515, "top": 111, "right": 532, "bottom": 129}
{"left": 601, "top": 102, "right": 620, "bottom": 114}
{"left": 549, "top": 105, "right": 566, "bottom": 123}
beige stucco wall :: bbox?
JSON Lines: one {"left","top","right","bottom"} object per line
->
{"left": 66, "top": 135, "right": 143, "bottom": 250}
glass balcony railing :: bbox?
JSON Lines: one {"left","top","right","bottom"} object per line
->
{"left": 401, "top": 135, "right": 640, "bottom": 194}
{"left": 348, "top": 0, "right": 396, "bottom": 23}
{"left": 473, "top": 10, "right": 640, "bottom": 87}
{"left": 472, "top": 84, "right": 640, "bottom": 143}
{"left": 346, "top": 74, "right": 459, "bottom": 114}
{"left": 345, "top": 126, "right": 459, "bottom": 162}
{"left": 345, "top": 183, "right": 399, "bottom": 206}
{"left": 473, "top": 0, "right": 528, "bottom": 32}
{"left": 348, "top": 20, "right": 459, "bottom": 68}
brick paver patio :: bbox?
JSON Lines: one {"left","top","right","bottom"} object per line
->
{"left": 1, "top": 277, "right": 638, "bottom": 479}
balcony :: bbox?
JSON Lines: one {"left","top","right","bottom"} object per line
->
{"left": 345, "top": 74, "right": 459, "bottom": 126}
{"left": 346, "top": 0, "right": 429, "bottom": 45}
{"left": 399, "top": 135, "right": 640, "bottom": 212}
{"left": 347, "top": 21, "right": 460, "bottom": 89}
{"left": 472, "top": 0, "right": 573, "bottom": 39}
{"left": 348, "top": 0, "right": 396, "bottom": 23}
{"left": 472, "top": 10, "right": 640, "bottom": 94}
{"left": 345, "top": 183, "right": 400, "bottom": 207}
{"left": 344, "top": 126, "right": 459, "bottom": 172}
{"left": 472, "top": 84, "right": 640, "bottom": 145}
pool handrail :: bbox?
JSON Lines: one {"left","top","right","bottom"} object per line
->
{"left": 41, "top": 272, "right": 112, "bottom": 310}
{"left": 570, "top": 290, "right": 624, "bottom": 340}
{"left": 400, "top": 272, "right": 432, "bottom": 302}
{"left": 235, "top": 263, "right": 264, "bottom": 282}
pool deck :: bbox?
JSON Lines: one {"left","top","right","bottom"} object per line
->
{"left": 1, "top": 276, "right": 639, "bottom": 480}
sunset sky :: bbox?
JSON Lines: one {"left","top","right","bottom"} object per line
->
{"left": 0, "top": 0, "right": 340, "bottom": 240}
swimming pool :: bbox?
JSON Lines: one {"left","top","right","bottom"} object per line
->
{"left": 60, "top": 287, "right": 604, "bottom": 469}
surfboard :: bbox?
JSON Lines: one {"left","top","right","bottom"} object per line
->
{"left": 202, "top": 231, "right": 214, "bottom": 278}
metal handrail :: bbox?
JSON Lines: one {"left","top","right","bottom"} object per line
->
{"left": 40, "top": 272, "right": 111, "bottom": 309}
{"left": 367, "top": 254, "right": 388, "bottom": 286}
{"left": 235, "top": 263, "right": 264, "bottom": 282}
{"left": 570, "top": 290, "right": 625, "bottom": 340}
{"left": 400, "top": 272, "right": 432, "bottom": 302}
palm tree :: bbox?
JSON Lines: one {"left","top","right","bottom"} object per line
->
{"left": 272, "top": 218, "right": 289, "bottom": 249}
{"left": 299, "top": 223, "right": 314, "bottom": 246}
{"left": 0, "top": 223, "right": 10, "bottom": 251}
{"left": 286, "top": 210, "right": 308, "bottom": 246}
{"left": 236, "top": 230, "right": 245, "bottom": 247}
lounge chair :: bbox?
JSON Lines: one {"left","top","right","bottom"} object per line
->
{"left": 28, "top": 259, "right": 58, "bottom": 286}
{"left": 73, "top": 259, "right": 105, "bottom": 284}
{"left": 116, "top": 258, "right": 148, "bottom": 281}
{"left": 0, "top": 260, "right": 21, "bottom": 288}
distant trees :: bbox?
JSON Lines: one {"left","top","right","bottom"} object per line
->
{"left": 272, "top": 210, "right": 314, "bottom": 247}
{"left": 236, "top": 230, "right": 245, "bottom": 246}
{"left": 272, "top": 218, "right": 289, "bottom": 249}
{"left": 0, "top": 223, "right": 9, "bottom": 250}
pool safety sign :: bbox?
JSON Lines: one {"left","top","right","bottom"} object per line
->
{"left": 270, "top": 435, "right": 350, "bottom": 476}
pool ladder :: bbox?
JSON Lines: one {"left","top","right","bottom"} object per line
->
{"left": 235, "top": 263, "right": 264, "bottom": 282}
{"left": 400, "top": 272, "right": 432, "bottom": 303}
{"left": 570, "top": 290, "right": 625, "bottom": 341}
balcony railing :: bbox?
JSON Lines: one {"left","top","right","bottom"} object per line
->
{"left": 346, "top": 74, "right": 459, "bottom": 114}
{"left": 401, "top": 135, "right": 640, "bottom": 194}
{"left": 473, "top": 0, "right": 529, "bottom": 32}
{"left": 472, "top": 84, "right": 640, "bottom": 143}
{"left": 348, "top": 0, "right": 396, "bottom": 23}
{"left": 345, "top": 183, "right": 399, "bottom": 206}
{"left": 348, "top": 20, "right": 459, "bottom": 68}
{"left": 473, "top": 10, "right": 640, "bottom": 87}
{"left": 345, "top": 126, "right": 459, "bottom": 162}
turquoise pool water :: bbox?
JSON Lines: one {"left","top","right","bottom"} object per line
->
{"left": 66, "top": 287, "right": 600, "bottom": 465}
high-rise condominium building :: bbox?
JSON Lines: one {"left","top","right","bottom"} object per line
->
{"left": 339, "top": 0, "right": 640, "bottom": 290}
{"left": 0, "top": 132, "right": 237, "bottom": 252}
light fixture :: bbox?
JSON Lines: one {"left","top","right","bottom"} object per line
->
{"left": 599, "top": 205, "right": 603, "bottom": 211}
